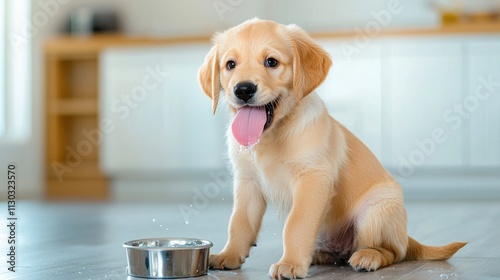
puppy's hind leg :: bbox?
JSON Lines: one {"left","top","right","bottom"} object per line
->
{"left": 348, "top": 188, "right": 408, "bottom": 272}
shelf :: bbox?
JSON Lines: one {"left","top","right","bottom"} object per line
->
{"left": 45, "top": 36, "right": 112, "bottom": 200}
{"left": 48, "top": 97, "right": 98, "bottom": 116}
{"left": 47, "top": 160, "right": 106, "bottom": 180}
{"left": 46, "top": 178, "right": 108, "bottom": 200}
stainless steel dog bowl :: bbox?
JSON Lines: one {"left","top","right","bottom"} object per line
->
{"left": 124, "top": 237, "right": 213, "bottom": 278}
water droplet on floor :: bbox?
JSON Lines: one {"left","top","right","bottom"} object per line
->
{"left": 152, "top": 219, "right": 156, "bottom": 222}
{"left": 166, "top": 228, "right": 169, "bottom": 230}
{"left": 185, "top": 221, "right": 189, "bottom": 224}
{"left": 440, "top": 273, "right": 449, "bottom": 279}
{"left": 160, "top": 224, "right": 163, "bottom": 227}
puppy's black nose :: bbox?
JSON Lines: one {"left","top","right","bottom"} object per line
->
{"left": 234, "top": 82, "right": 257, "bottom": 102}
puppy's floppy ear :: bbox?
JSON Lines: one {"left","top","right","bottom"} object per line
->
{"left": 198, "top": 45, "right": 220, "bottom": 114}
{"left": 287, "top": 25, "right": 332, "bottom": 100}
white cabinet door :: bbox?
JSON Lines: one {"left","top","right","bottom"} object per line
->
{"left": 467, "top": 37, "right": 500, "bottom": 167}
{"left": 318, "top": 41, "right": 383, "bottom": 159}
{"left": 384, "top": 38, "right": 464, "bottom": 170}
{"left": 100, "top": 44, "right": 227, "bottom": 175}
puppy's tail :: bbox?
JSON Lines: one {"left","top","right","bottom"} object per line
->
{"left": 404, "top": 236, "right": 467, "bottom": 261}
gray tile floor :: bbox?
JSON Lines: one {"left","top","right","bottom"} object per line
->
{"left": 0, "top": 200, "right": 499, "bottom": 280}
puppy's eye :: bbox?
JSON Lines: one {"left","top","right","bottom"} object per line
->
{"left": 265, "top": 58, "right": 279, "bottom": 68}
{"left": 226, "top": 60, "right": 236, "bottom": 70}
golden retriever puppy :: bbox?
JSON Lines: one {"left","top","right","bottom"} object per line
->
{"left": 198, "top": 18, "right": 466, "bottom": 279}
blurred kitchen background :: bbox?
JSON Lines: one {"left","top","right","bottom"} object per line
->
{"left": 0, "top": 0, "right": 499, "bottom": 202}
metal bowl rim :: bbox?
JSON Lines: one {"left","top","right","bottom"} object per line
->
{"left": 123, "top": 237, "right": 213, "bottom": 251}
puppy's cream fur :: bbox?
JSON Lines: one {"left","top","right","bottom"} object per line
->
{"left": 198, "top": 19, "right": 466, "bottom": 279}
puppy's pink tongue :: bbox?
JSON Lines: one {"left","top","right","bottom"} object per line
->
{"left": 231, "top": 106, "right": 267, "bottom": 146}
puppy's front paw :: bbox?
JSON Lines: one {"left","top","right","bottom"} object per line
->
{"left": 268, "top": 261, "right": 308, "bottom": 279}
{"left": 209, "top": 251, "right": 246, "bottom": 270}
